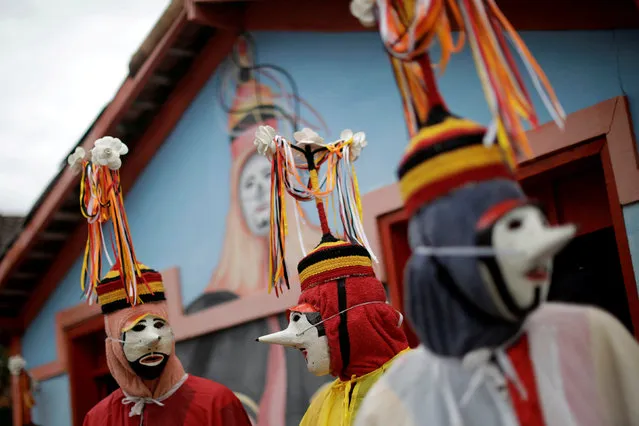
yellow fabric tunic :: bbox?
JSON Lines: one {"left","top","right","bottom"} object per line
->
{"left": 300, "top": 349, "right": 411, "bottom": 426}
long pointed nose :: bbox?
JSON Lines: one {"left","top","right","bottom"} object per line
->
{"left": 527, "top": 223, "right": 577, "bottom": 264}
{"left": 256, "top": 328, "right": 299, "bottom": 347}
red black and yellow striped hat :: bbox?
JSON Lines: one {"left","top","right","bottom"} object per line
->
{"left": 96, "top": 263, "right": 166, "bottom": 315}
{"left": 297, "top": 234, "right": 375, "bottom": 292}
{"left": 397, "top": 107, "right": 515, "bottom": 217}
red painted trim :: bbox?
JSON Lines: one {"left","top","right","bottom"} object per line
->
{"left": 361, "top": 184, "right": 405, "bottom": 283}
{"left": 604, "top": 97, "right": 639, "bottom": 205}
{"left": 30, "top": 361, "right": 64, "bottom": 382}
{"left": 601, "top": 145, "right": 639, "bottom": 337}
{"left": 376, "top": 209, "right": 420, "bottom": 347}
{"left": 185, "top": 0, "right": 244, "bottom": 29}
{"left": 377, "top": 209, "right": 408, "bottom": 311}
{"left": 10, "top": 375, "right": 21, "bottom": 426}
{"left": 9, "top": 336, "right": 22, "bottom": 426}
{"left": 515, "top": 139, "right": 605, "bottom": 181}
{"left": 243, "top": 0, "right": 368, "bottom": 32}
{"left": 525, "top": 97, "right": 639, "bottom": 205}
{"left": 190, "top": 0, "right": 639, "bottom": 31}
{"left": 66, "top": 315, "right": 106, "bottom": 426}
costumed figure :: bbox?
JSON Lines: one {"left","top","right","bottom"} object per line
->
{"left": 175, "top": 33, "right": 331, "bottom": 426}
{"left": 7, "top": 355, "right": 38, "bottom": 426}
{"left": 66, "top": 139, "right": 252, "bottom": 426}
{"left": 349, "top": 1, "right": 639, "bottom": 425}
{"left": 254, "top": 125, "right": 410, "bottom": 426}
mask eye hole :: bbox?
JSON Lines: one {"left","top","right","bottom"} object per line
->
{"left": 154, "top": 321, "right": 165, "bottom": 329}
{"left": 132, "top": 323, "right": 146, "bottom": 332}
{"left": 292, "top": 313, "right": 301, "bottom": 322}
{"left": 507, "top": 218, "right": 522, "bottom": 230}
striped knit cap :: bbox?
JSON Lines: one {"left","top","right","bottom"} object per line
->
{"left": 297, "top": 233, "right": 375, "bottom": 292}
{"left": 96, "top": 262, "right": 166, "bottom": 315}
{"left": 397, "top": 106, "right": 516, "bottom": 216}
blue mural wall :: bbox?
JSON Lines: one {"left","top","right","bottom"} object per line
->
{"left": 23, "top": 29, "right": 639, "bottom": 425}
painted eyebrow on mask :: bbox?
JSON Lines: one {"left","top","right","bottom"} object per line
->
{"left": 129, "top": 318, "right": 150, "bottom": 333}
{"left": 304, "top": 312, "right": 326, "bottom": 337}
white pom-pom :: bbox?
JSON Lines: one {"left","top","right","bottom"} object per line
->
{"left": 90, "top": 136, "right": 128, "bottom": 170}
{"left": 350, "top": 0, "right": 377, "bottom": 27}
{"left": 67, "top": 146, "right": 86, "bottom": 174}
{"left": 340, "top": 129, "right": 354, "bottom": 141}
{"left": 8, "top": 355, "right": 26, "bottom": 376}
{"left": 254, "top": 125, "right": 277, "bottom": 157}
{"left": 350, "top": 131, "right": 368, "bottom": 161}
{"left": 340, "top": 129, "right": 368, "bottom": 161}
{"left": 293, "top": 128, "right": 325, "bottom": 146}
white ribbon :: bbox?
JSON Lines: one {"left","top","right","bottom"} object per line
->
{"left": 121, "top": 374, "right": 189, "bottom": 425}
{"left": 414, "top": 246, "right": 522, "bottom": 257}
{"left": 296, "top": 301, "right": 401, "bottom": 336}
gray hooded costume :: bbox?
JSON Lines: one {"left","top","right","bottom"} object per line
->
{"left": 355, "top": 108, "right": 639, "bottom": 426}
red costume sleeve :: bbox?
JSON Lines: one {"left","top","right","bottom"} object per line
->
{"left": 211, "top": 388, "right": 251, "bottom": 426}
{"left": 216, "top": 394, "right": 252, "bottom": 426}
{"left": 189, "top": 376, "right": 252, "bottom": 426}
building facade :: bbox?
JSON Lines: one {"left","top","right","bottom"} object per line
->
{"left": 1, "top": 2, "right": 639, "bottom": 426}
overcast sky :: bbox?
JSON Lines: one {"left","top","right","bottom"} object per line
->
{"left": 0, "top": 0, "right": 170, "bottom": 215}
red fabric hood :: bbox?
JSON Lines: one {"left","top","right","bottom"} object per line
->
{"left": 298, "top": 275, "right": 408, "bottom": 381}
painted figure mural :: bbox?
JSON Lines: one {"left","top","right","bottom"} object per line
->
{"left": 175, "top": 34, "right": 332, "bottom": 426}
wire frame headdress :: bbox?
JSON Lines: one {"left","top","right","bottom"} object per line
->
{"left": 217, "top": 32, "right": 330, "bottom": 140}
{"left": 254, "top": 126, "right": 376, "bottom": 296}
{"left": 351, "top": 0, "right": 566, "bottom": 164}
{"left": 66, "top": 137, "right": 146, "bottom": 306}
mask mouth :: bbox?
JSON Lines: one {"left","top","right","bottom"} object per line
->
{"left": 524, "top": 264, "right": 550, "bottom": 281}
{"left": 299, "top": 348, "right": 308, "bottom": 359}
{"left": 130, "top": 352, "right": 170, "bottom": 380}
{"left": 140, "top": 353, "right": 165, "bottom": 367}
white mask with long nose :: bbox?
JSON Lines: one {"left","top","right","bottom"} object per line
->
{"left": 257, "top": 308, "right": 331, "bottom": 376}
{"left": 479, "top": 204, "right": 577, "bottom": 318}
{"left": 120, "top": 314, "right": 174, "bottom": 380}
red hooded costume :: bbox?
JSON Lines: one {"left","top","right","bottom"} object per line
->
{"left": 67, "top": 138, "right": 251, "bottom": 426}
{"left": 254, "top": 124, "right": 409, "bottom": 425}
{"left": 297, "top": 234, "right": 408, "bottom": 381}
{"left": 294, "top": 233, "right": 409, "bottom": 425}
{"left": 82, "top": 264, "right": 252, "bottom": 426}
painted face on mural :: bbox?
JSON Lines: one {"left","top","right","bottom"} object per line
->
{"left": 239, "top": 153, "right": 271, "bottom": 236}
{"left": 257, "top": 305, "right": 330, "bottom": 376}
{"left": 478, "top": 204, "right": 576, "bottom": 317}
{"left": 121, "top": 314, "right": 174, "bottom": 380}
